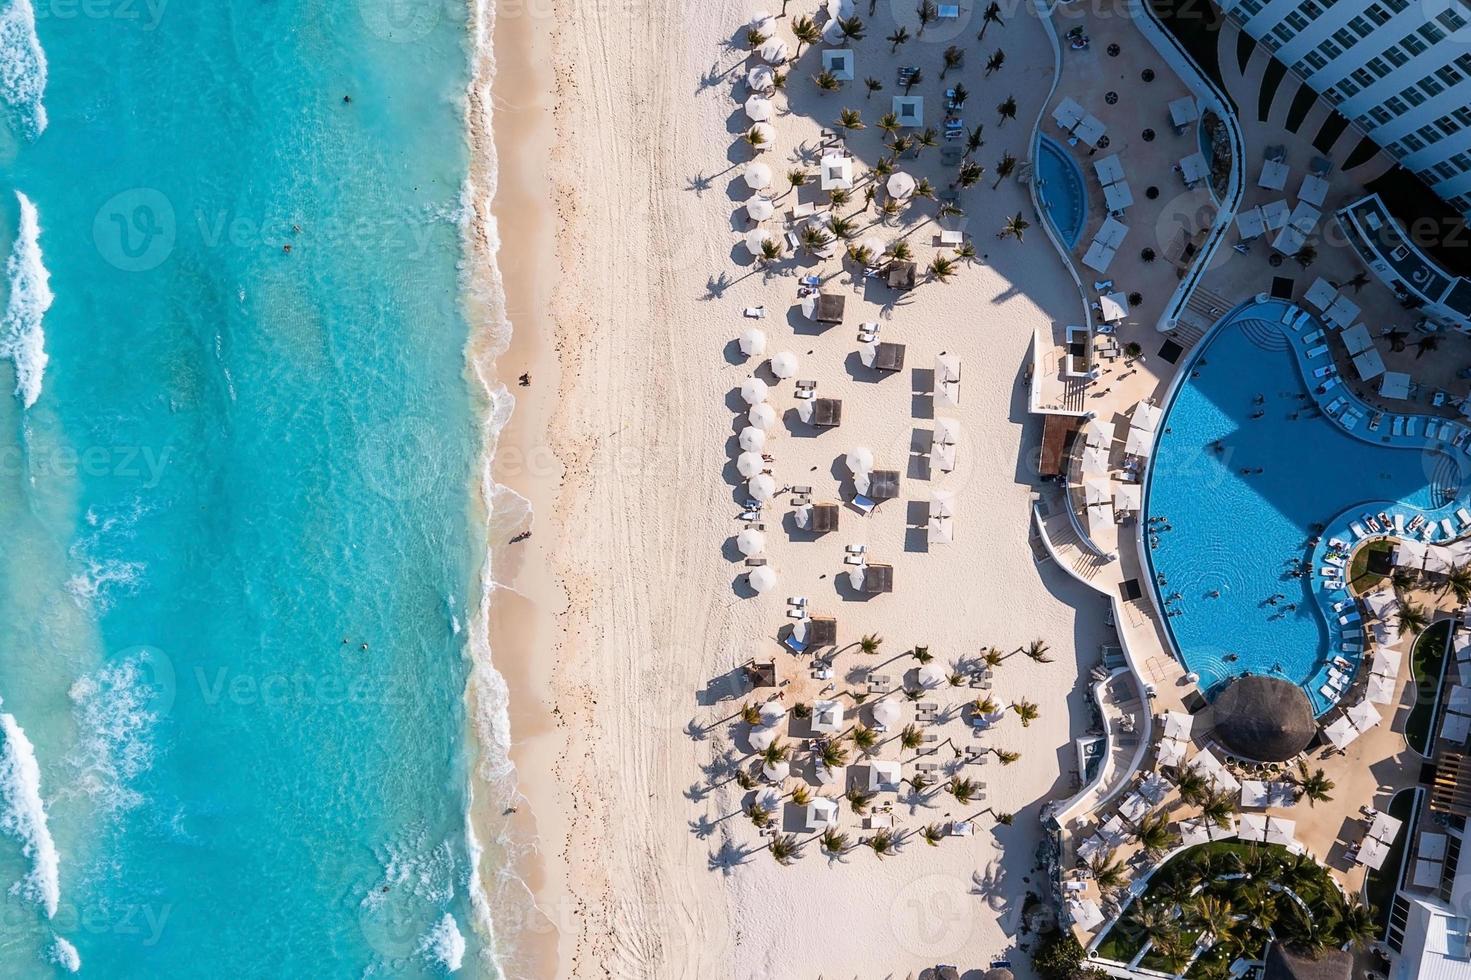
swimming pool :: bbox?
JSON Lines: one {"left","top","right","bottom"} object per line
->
{"left": 1036, "top": 134, "right": 1087, "bottom": 247}
{"left": 1144, "top": 300, "right": 1469, "bottom": 714}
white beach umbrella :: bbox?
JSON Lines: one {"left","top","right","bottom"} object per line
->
{"left": 739, "top": 328, "right": 768, "bottom": 358}
{"left": 745, "top": 196, "right": 775, "bottom": 222}
{"left": 763, "top": 759, "right": 791, "bottom": 782}
{"left": 933, "top": 417, "right": 959, "bottom": 446}
{"left": 827, "top": 0, "right": 855, "bottom": 17}
{"left": 759, "top": 700, "right": 787, "bottom": 727}
{"left": 748, "top": 473, "right": 777, "bottom": 501}
{"left": 755, "top": 787, "right": 783, "bottom": 813}
{"left": 744, "top": 161, "right": 773, "bottom": 190}
{"left": 847, "top": 566, "right": 864, "bottom": 590}
{"left": 758, "top": 38, "right": 790, "bottom": 64}
{"left": 872, "top": 700, "right": 900, "bottom": 728}
{"left": 822, "top": 17, "right": 846, "bottom": 43}
{"left": 917, "top": 663, "right": 946, "bottom": 689}
{"left": 814, "top": 763, "right": 840, "bottom": 785}
{"left": 749, "top": 725, "right": 778, "bottom": 752}
{"left": 770, "top": 351, "right": 798, "bottom": 379}
{"left": 859, "top": 236, "right": 886, "bottom": 263}
{"left": 845, "top": 446, "right": 874, "bottom": 474}
{"left": 740, "top": 377, "right": 769, "bottom": 404}
{"left": 736, "top": 452, "right": 765, "bottom": 479}
{"left": 750, "top": 12, "right": 777, "bottom": 34}
{"left": 748, "top": 121, "right": 775, "bottom": 147}
{"left": 931, "top": 489, "right": 955, "bottom": 518}
{"left": 886, "top": 172, "right": 916, "bottom": 199}
{"left": 743, "top": 228, "right": 775, "bottom": 256}
{"left": 746, "top": 65, "right": 775, "bottom": 94}
{"left": 738, "top": 426, "right": 767, "bottom": 452}
{"left": 748, "top": 402, "right": 777, "bottom": 429}
{"left": 736, "top": 528, "right": 766, "bottom": 555}
{"left": 745, "top": 95, "right": 774, "bottom": 122}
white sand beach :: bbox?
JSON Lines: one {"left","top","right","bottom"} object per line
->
{"left": 480, "top": 1, "right": 1124, "bottom": 976}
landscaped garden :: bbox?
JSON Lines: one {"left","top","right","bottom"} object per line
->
{"left": 1093, "top": 843, "right": 1376, "bottom": 980}
{"left": 1405, "top": 621, "right": 1451, "bottom": 755}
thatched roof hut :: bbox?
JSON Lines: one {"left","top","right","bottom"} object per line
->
{"left": 1263, "top": 943, "right": 1352, "bottom": 980}
{"left": 1214, "top": 675, "right": 1316, "bottom": 762}
{"left": 810, "top": 503, "right": 840, "bottom": 533}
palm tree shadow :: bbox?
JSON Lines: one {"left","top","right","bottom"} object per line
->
{"left": 709, "top": 839, "right": 753, "bottom": 874}
{"left": 689, "top": 813, "right": 718, "bottom": 839}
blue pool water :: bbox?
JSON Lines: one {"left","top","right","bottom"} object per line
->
{"left": 0, "top": 1, "right": 505, "bottom": 975}
{"left": 1145, "top": 301, "right": 1467, "bottom": 713}
{"left": 1036, "top": 134, "right": 1087, "bottom": 247}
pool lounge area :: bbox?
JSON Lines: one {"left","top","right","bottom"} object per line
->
{"left": 1036, "top": 133, "right": 1087, "bottom": 248}
{"left": 1143, "top": 299, "right": 1471, "bottom": 715}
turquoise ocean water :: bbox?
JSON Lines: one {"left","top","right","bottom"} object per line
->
{"left": 0, "top": 0, "right": 503, "bottom": 974}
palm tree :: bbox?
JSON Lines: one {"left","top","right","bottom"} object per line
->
{"left": 828, "top": 187, "right": 851, "bottom": 209}
{"left": 993, "top": 151, "right": 1017, "bottom": 188}
{"left": 820, "top": 828, "right": 850, "bottom": 854}
{"left": 964, "top": 125, "right": 985, "bottom": 158}
{"left": 887, "top": 25, "right": 910, "bottom": 52}
{"left": 941, "top": 45, "right": 964, "bottom": 78}
{"left": 1326, "top": 895, "right": 1378, "bottom": 949}
{"left": 798, "top": 225, "right": 833, "bottom": 254}
{"left": 769, "top": 833, "right": 800, "bottom": 864}
{"left": 740, "top": 702, "right": 763, "bottom": 726}
{"left": 877, "top": 199, "right": 902, "bottom": 220}
{"left": 899, "top": 723, "right": 923, "bottom": 750}
{"left": 1445, "top": 563, "right": 1471, "bottom": 605}
{"left": 913, "top": 178, "right": 936, "bottom": 201}
{"left": 1199, "top": 790, "right": 1235, "bottom": 828}
{"left": 888, "top": 240, "right": 913, "bottom": 262}
{"left": 972, "top": 695, "right": 998, "bottom": 716}
{"left": 936, "top": 201, "right": 963, "bottom": 221}
{"left": 920, "top": 823, "right": 945, "bottom": 846}
{"left": 746, "top": 27, "right": 768, "bottom": 49}
{"left": 859, "top": 633, "right": 883, "bottom": 655}
{"left": 1089, "top": 853, "right": 1126, "bottom": 892}
{"left": 813, "top": 69, "right": 841, "bottom": 94}
{"left": 836, "top": 108, "right": 864, "bottom": 137}
{"left": 864, "top": 77, "right": 883, "bottom": 100}
{"left": 956, "top": 161, "right": 984, "bottom": 189}
{"left": 927, "top": 255, "right": 957, "bottom": 283}
{"left": 955, "top": 241, "right": 977, "bottom": 261}
{"left": 847, "top": 243, "right": 874, "bottom": 267}
{"left": 791, "top": 15, "right": 820, "bottom": 56}
{"left": 913, "top": 127, "right": 939, "bottom": 157}
{"left": 1188, "top": 894, "right": 1237, "bottom": 948}
{"left": 869, "top": 829, "right": 896, "bottom": 855}
{"left": 1236, "top": 881, "right": 1279, "bottom": 935}
{"left": 1397, "top": 600, "right": 1429, "bottom": 636}
{"left": 1291, "top": 760, "right": 1335, "bottom": 805}
{"left": 846, "top": 787, "right": 876, "bottom": 813}
{"left": 982, "top": 647, "right": 1003, "bottom": 668}
{"left": 744, "top": 126, "right": 768, "bottom": 151}
{"left": 949, "top": 776, "right": 981, "bottom": 804}
{"left": 1136, "top": 811, "right": 1179, "bottom": 857}
{"left": 1174, "top": 767, "right": 1209, "bottom": 806}
{"left": 818, "top": 739, "right": 849, "bottom": 769}
{"left": 876, "top": 112, "right": 901, "bottom": 141}
{"left": 838, "top": 15, "right": 866, "bottom": 42}
{"left": 977, "top": 1, "right": 1004, "bottom": 40}
{"left": 950, "top": 82, "right": 969, "bottom": 108}
{"left": 761, "top": 740, "right": 790, "bottom": 768}
{"left": 785, "top": 169, "right": 808, "bottom": 197}
{"left": 829, "top": 215, "right": 859, "bottom": 240}
{"left": 850, "top": 723, "right": 879, "bottom": 752}
{"left": 748, "top": 802, "right": 773, "bottom": 828}
{"left": 891, "top": 135, "right": 914, "bottom": 157}
{"left": 1022, "top": 639, "right": 1052, "bottom": 663}
{"left": 790, "top": 784, "right": 812, "bottom": 806}
{"left": 903, "top": 68, "right": 924, "bottom": 94}
{"left": 758, "top": 238, "right": 784, "bottom": 266}
{"left": 985, "top": 49, "right": 1006, "bottom": 76}
{"left": 916, "top": 0, "right": 938, "bottom": 36}
{"left": 998, "top": 212, "right": 1029, "bottom": 241}
{"left": 912, "top": 645, "right": 934, "bottom": 664}
{"left": 1295, "top": 244, "right": 1317, "bottom": 267}
{"left": 735, "top": 769, "right": 757, "bottom": 790}
{"left": 1013, "top": 699, "right": 1040, "bottom": 727}
{"left": 1125, "top": 904, "right": 1181, "bottom": 958}
{"left": 993, "top": 748, "right": 1020, "bottom": 765}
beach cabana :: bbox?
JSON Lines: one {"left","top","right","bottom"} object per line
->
{"left": 1236, "top": 206, "right": 1267, "bottom": 241}
{"left": 1380, "top": 372, "right": 1411, "bottom": 400}
{"left": 1213, "top": 676, "right": 1316, "bottom": 762}
{"left": 743, "top": 161, "right": 772, "bottom": 190}
{"left": 770, "top": 351, "right": 798, "bottom": 379}
{"left": 1352, "top": 348, "right": 1385, "bottom": 380}
{"left": 886, "top": 171, "right": 916, "bottom": 200}
{"left": 739, "top": 328, "right": 767, "bottom": 358}
{"left": 805, "top": 797, "right": 839, "bottom": 832}
{"left": 1179, "top": 152, "right": 1210, "bottom": 186}
{"left": 886, "top": 261, "right": 917, "bottom": 290}
{"left": 811, "top": 699, "right": 843, "bottom": 734}
{"left": 1168, "top": 96, "right": 1199, "bottom": 130}
{"left": 748, "top": 564, "right": 777, "bottom": 593}
{"left": 858, "top": 563, "right": 894, "bottom": 594}
{"left": 812, "top": 293, "right": 845, "bottom": 324}
{"left": 808, "top": 503, "right": 840, "bottom": 534}
{"left": 819, "top": 154, "right": 853, "bottom": 191}
{"left": 873, "top": 342, "right": 906, "bottom": 373}
{"left": 740, "top": 377, "right": 769, "bottom": 404}
{"left": 868, "top": 760, "right": 901, "bottom": 793}
{"left": 866, "top": 470, "right": 900, "bottom": 501}
{"left": 748, "top": 473, "right": 777, "bottom": 502}
{"left": 891, "top": 96, "right": 922, "bottom": 127}
{"left": 1073, "top": 114, "right": 1106, "bottom": 147}
{"left": 821, "top": 48, "right": 854, "bottom": 81}
{"left": 1093, "top": 154, "right": 1125, "bottom": 185}
{"left": 1052, "top": 97, "right": 1085, "bottom": 132}
{"left": 811, "top": 398, "right": 842, "bottom": 428}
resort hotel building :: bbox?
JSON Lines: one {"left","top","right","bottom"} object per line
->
{"left": 1215, "top": 0, "right": 1471, "bottom": 217}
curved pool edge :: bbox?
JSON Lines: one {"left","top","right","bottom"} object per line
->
{"left": 1140, "top": 297, "right": 1471, "bottom": 717}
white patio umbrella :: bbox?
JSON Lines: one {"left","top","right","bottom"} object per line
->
{"left": 748, "top": 121, "right": 775, "bottom": 147}
{"left": 758, "top": 38, "right": 789, "bottom": 64}
{"left": 745, "top": 96, "right": 774, "bottom": 122}
{"left": 749, "top": 725, "right": 778, "bottom": 752}
{"left": 746, "top": 65, "right": 775, "bottom": 93}
{"left": 749, "top": 473, "right": 777, "bottom": 501}
{"left": 755, "top": 786, "right": 783, "bottom": 813}
{"left": 749, "top": 564, "right": 778, "bottom": 593}
{"left": 744, "top": 228, "right": 775, "bottom": 255}
{"left": 750, "top": 12, "right": 777, "bottom": 34}
{"left": 845, "top": 446, "right": 874, "bottom": 473}
{"left": 741, "top": 377, "right": 769, "bottom": 404}
{"left": 886, "top": 172, "right": 916, "bottom": 199}
{"left": 748, "top": 402, "right": 777, "bottom": 429}
{"left": 822, "top": 17, "right": 846, "bottom": 43}
{"left": 918, "top": 663, "right": 946, "bottom": 688}
{"left": 770, "top": 351, "right": 798, "bottom": 379}
{"left": 736, "top": 452, "right": 765, "bottom": 478}
{"left": 738, "top": 426, "right": 766, "bottom": 452}
{"left": 872, "top": 700, "right": 900, "bottom": 728}
{"left": 739, "top": 328, "right": 767, "bottom": 358}
{"left": 736, "top": 528, "right": 766, "bottom": 555}
{"left": 847, "top": 566, "right": 864, "bottom": 589}
{"left": 859, "top": 236, "right": 886, "bottom": 262}
{"left": 759, "top": 700, "right": 786, "bottom": 726}
{"left": 931, "top": 489, "right": 955, "bottom": 518}
{"left": 744, "top": 161, "right": 773, "bottom": 190}
{"left": 745, "top": 196, "right": 775, "bottom": 222}
{"left": 762, "top": 759, "right": 791, "bottom": 782}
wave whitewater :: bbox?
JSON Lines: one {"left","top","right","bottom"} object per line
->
{"left": 0, "top": 0, "right": 47, "bottom": 137}
{"left": 1, "top": 191, "right": 52, "bottom": 408}
{"left": 0, "top": 696, "right": 60, "bottom": 918}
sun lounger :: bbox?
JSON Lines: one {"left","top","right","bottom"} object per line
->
{"left": 743, "top": 306, "right": 766, "bottom": 319}
{"left": 1313, "top": 365, "right": 1336, "bottom": 378}
{"left": 1443, "top": 518, "right": 1456, "bottom": 537}
{"left": 1458, "top": 507, "right": 1471, "bottom": 527}
{"left": 1320, "top": 684, "right": 1339, "bottom": 701}
{"left": 1325, "top": 555, "right": 1345, "bottom": 567}
{"left": 1350, "top": 521, "right": 1367, "bottom": 539}
{"left": 1306, "top": 345, "right": 1328, "bottom": 358}
{"left": 1326, "top": 398, "right": 1345, "bottom": 415}
{"left": 1281, "top": 306, "right": 1297, "bottom": 325}
{"left": 1393, "top": 416, "right": 1405, "bottom": 436}
{"left": 1343, "top": 412, "right": 1360, "bottom": 431}
{"left": 1303, "top": 330, "right": 1323, "bottom": 344}
{"left": 851, "top": 494, "right": 876, "bottom": 515}
{"left": 1321, "top": 377, "right": 1340, "bottom": 391}
{"left": 1321, "top": 566, "right": 1342, "bottom": 578}
{"left": 1424, "top": 524, "right": 1439, "bottom": 541}
{"left": 1325, "top": 580, "right": 1345, "bottom": 591}
{"left": 1408, "top": 418, "right": 1419, "bottom": 437}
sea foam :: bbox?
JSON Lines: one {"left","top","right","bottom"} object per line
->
{"left": 418, "top": 912, "right": 466, "bottom": 973}
{"left": 67, "top": 654, "right": 158, "bottom": 814}
{"left": 0, "top": 698, "right": 60, "bottom": 917}
{"left": 1, "top": 191, "right": 52, "bottom": 408}
{"left": 0, "top": 0, "right": 48, "bottom": 137}
{"left": 47, "top": 936, "right": 80, "bottom": 972}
